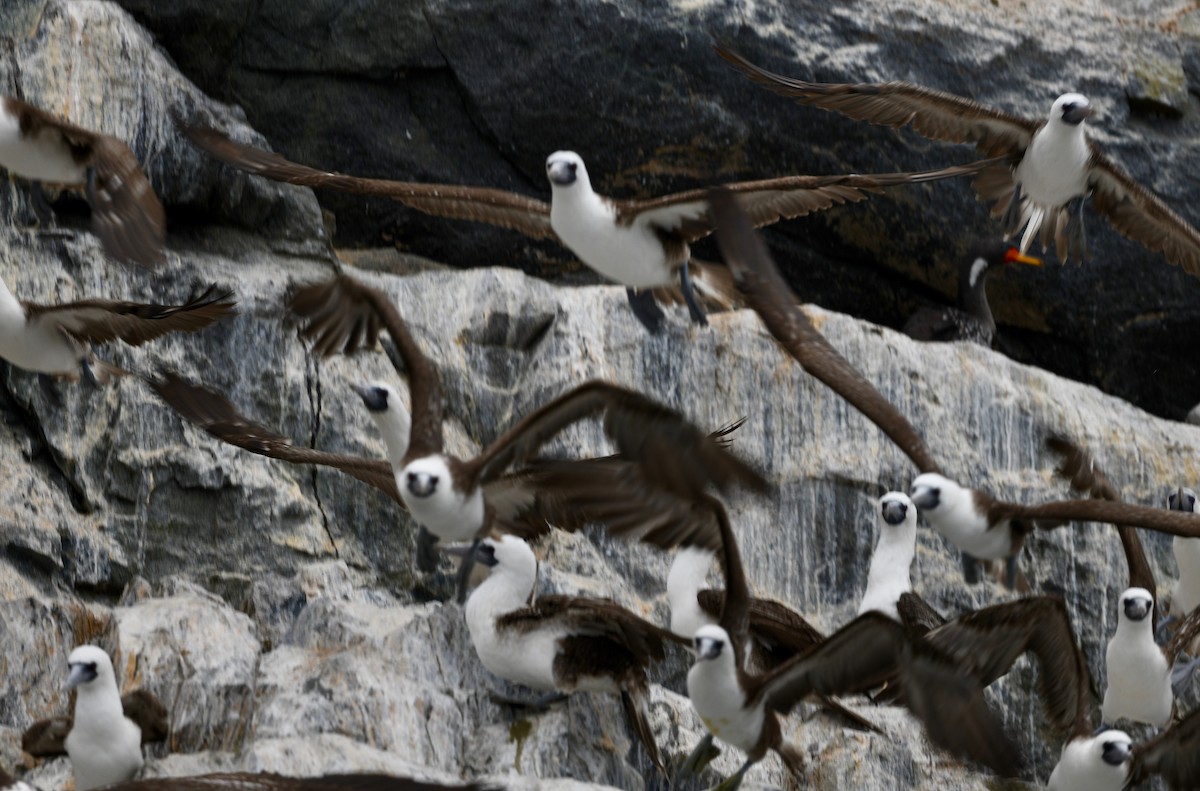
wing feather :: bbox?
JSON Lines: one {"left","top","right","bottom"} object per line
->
{"left": 25, "top": 286, "right": 235, "bottom": 347}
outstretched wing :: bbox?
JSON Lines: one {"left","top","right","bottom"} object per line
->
{"left": 25, "top": 286, "right": 234, "bottom": 347}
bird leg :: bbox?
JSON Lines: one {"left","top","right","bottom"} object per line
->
{"left": 415, "top": 526, "right": 440, "bottom": 574}
{"left": 710, "top": 758, "right": 754, "bottom": 791}
{"left": 626, "top": 288, "right": 665, "bottom": 334}
{"left": 84, "top": 166, "right": 98, "bottom": 208}
{"left": 453, "top": 537, "right": 482, "bottom": 605}
{"left": 1066, "top": 196, "right": 1088, "bottom": 262}
{"left": 677, "top": 732, "right": 720, "bottom": 781}
{"left": 487, "top": 688, "right": 568, "bottom": 710}
{"left": 29, "top": 180, "right": 55, "bottom": 225}
{"left": 999, "top": 181, "right": 1024, "bottom": 235}
{"left": 679, "top": 260, "right": 708, "bottom": 326}
{"left": 1003, "top": 555, "right": 1020, "bottom": 590}
{"left": 960, "top": 552, "right": 982, "bottom": 585}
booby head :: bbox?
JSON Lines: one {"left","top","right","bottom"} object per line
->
{"left": 909, "top": 472, "right": 964, "bottom": 514}
{"left": 403, "top": 456, "right": 450, "bottom": 499}
{"left": 880, "top": 492, "right": 913, "bottom": 526}
{"left": 66, "top": 645, "right": 114, "bottom": 691}
{"left": 1118, "top": 587, "right": 1154, "bottom": 624}
{"left": 1169, "top": 487, "right": 1198, "bottom": 512}
{"left": 351, "top": 381, "right": 394, "bottom": 413}
{"left": 692, "top": 624, "right": 731, "bottom": 663}
{"left": 481, "top": 535, "right": 537, "bottom": 581}
{"left": 546, "top": 151, "right": 589, "bottom": 189}
{"left": 1051, "top": 93, "right": 1093, "bottom": 126}
{"left": 1096, "top": 733, "right": 1133, "bottom": 768}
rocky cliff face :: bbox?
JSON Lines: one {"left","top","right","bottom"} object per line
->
{"left": 0, "top": 2, "right": 1198, "bottom": 791}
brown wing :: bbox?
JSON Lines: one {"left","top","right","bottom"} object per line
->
{"left": 20, "top": 715, "right": 72, "bottom": 756}
{"left": 896, "top": 591, "right": 947, "bottom": 634}
{"left": 616, "top": 160, "right": 995, "bottom": 243}
{"left": 1166, "top": 605, "right": 1200, "bottom": 665}
{"left": 150, "top": 371, "right": 403, "bottom": 505}
{"left": 1130, "top": 706, "right": 1200, "bottom": 789}
{"left": 96, "top": 773, "right": 493, "bottom": 791}
{"left": 182, "top": 124, "right": 554, "bottom": 240}
{"left": 1088, "top": 146, "right": 1200, "bottom": 278}
{"left": 991, "top": 498, "right": 1200, "bottom": 538}
{"left": 925, "top": 597, "right": 1093, "bottom": 738}
{"left": 697, "top": 590, "right": 825, "bottom": 659}
{"left": 1047, "top": 436, "right": 1157, "bottom": 601}
{"left": 897, "top": 638, "right": 1023, "bottom": 778}
{"left": 497, "top": 595, "right": 687, "bottom": 666}
{"left": 20, "top": 690, "right": 168, "bottom": 756}
{"left": 25, "top": 286, "right": 235, "bottom": 347}
{"left": 88, "top": 136, "right": 167, "bottom": 268}
{"left": 713, "top": 44, "right": 1039, "bottom": 157}
{"left": 709, "top": 188, "right": 940, "bottom": 473}
{"left": 290, "top": 275, "right": 443, "bottom": 458}
{"left": 465, "top": 381, "right": 767, "bottom": 502}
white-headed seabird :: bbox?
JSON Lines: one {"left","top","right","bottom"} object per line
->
{"left": 22, "top": 688, "right": 167, "bottom": 758}
{"left": 857, "top": 492, "right": 917, "bottom": 621}
{"left": 62, "top": 645, "right": 145, "bottom": 791}
{"left": 183, "top": 122, "right": 997, "bottom": 331}
{"left": 1169, "top": 487, "right": 1200, "bottom": 618}
{"left": 455, "top": 533, "right": 684, "bottom": 776}
{"left": 1102, "top": 587, "right": 1174, "bottom": 729}
{"left": 0, "top": 97, "right": 166, "bottom": 267}
{"left": 289, "top": 274, "right": 766, "bottom": 599}
{"left": 716, "top": 45, "right": 1200, "bottom": 274}
{"left": 0, "top": 281, "right": 234, "bottom": 384}
{"left": 902, "top": 239, "right": 1042, "bottom": 347}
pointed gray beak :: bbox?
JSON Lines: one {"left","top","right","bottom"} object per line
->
{"left": 66, "top": 663, "right": 96, "bottom": 690}
{"left": 881, "top": 499, "right": 908, "bottom": 525}
{"left": 351, "top": 383, "right": 389, "bottom": 413}
{"left": 547, "top": 159, "right": 577, "bottom": 186}
{"left": 910, "top": 486, "right": 938, "bottom": 510}
{"left": 694, "top": 637, "right": 722, "bottom": 661}
{"left": 1062, "top": 104, "right": 1093, "bottom": 125}
{"left": 1100, "top": 738, "right": 1131, "bottom": 767}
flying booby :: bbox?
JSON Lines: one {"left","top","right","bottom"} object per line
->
{"left": 455, "top": 533, "right": 685, "bottom": 775}
{"left": 183, "top": 122, "right": 997, "bottom": 331}
{"left": 1048, "top": 695, "right": 1200, "bottom": 790}
{"left": 1169, "top": 487, "right": 1200, "bottom": 618}
{"left": 0, "top": 766, "right": 495, "bottom": 791}
{"left": 0, "top": 97, "right": 166, "bottom": 267}
{"left": 22, "top": 688, "right": 167, "bottom": 757}
{"left": 62, "top": 645, "right": 145, "bottom": 791}
{"left": 902, "top": 239, "right": 1042, "bottom": 347}
{"left": 0, "top": 281, "right": 234, "bottom": 383}
{"left": 715, "top": 45, "right": 1200, "bottom": 274}
{"left": 290, "top": 273, "right": 766, "bottom": 599}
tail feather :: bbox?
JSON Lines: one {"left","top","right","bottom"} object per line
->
{"left": 620, "top": 686, "right": 665, "bottom": 776}
{"left": 650, "top": 259, "right": 740, "bottom": 315}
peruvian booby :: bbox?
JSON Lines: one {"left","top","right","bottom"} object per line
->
{"left": 706, "top": 189, "right": 941, "bottom": 475}
{"left": 183, "top": 122, "right": 997, "bottom": 331}
{"left": 290, "top": 274, "right": 766, "bottom": 598}
{"left": 22, "top": 688, "right": 167, "bottom": 757}
{"left": 902, "top": 239, "right": 1042, "bottom": 347}
{"left": 0, "top": 282, "right": 234, "bottom": 383}
{"left": 62, "top": 645, "right": 145, "bottom": 791}
{"left": 1169, "top": 487, "right": 1200, "bottom": 618}
{"left": 858, "top": 492, "right": 917, "bottom": 621}
{"left": 0, "top": 766, "right": 495, "bottom": 791}
{"left": 1102, "top": 587, "right": 1174, "bottom": 728}
{"left": 456, "top": 533, "right": 684, "bottom": 775}
{"left": 0, "top": 97, "right": 166, "bottom": 267}
{"left": 908, "top": 471, "right": 1200, "bottom": 588}
{"left": 715, "top": 45, "right": 1200, "bottom": 274}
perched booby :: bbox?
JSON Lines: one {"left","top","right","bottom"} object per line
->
{"left": 706, "top": 189, "right": 941, "bottom": 475}
{"left": 22, "top": 689, "right": 167, "bottom": 757}
{"left": 858, "top": 492, "right": 917, "bottom": 621}
{"left": 183, "top": 122, "right": 997, "bottom": 331}
{"left": 908, "top": 471, "right": 1200, "bottom": 588}
{"left": 62, "top": 645, "right": 145, "bottom": 791}
{"left": 715, "top": 46, "right": 1200, "bottom": 274}
{"left": 456, "top": 533, "right": 683, "bottom": 775}
{"left": 1169, "top": 487, "right": 1200, "bottom": 618}
{"left": 0, "top": 766, "right": 494, "bottom": 791}
{"left": 0, "top": 281, "right": 234, "bottom": 383}
{"left": 1102, "top": 587, "right": 1174, "bottom": 728}
{"left": 1048, "top": 700, "right": 1200, "bottom": 790}
{"left": 290, "top": 274, "right": 766, "bottom": 598}
{"left": 902, "top": 239, "right": 1042, "bottom": 347}
{"left": 0, "top": 97, "right": 165, "bottom": 267}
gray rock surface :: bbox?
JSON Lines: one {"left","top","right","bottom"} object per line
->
{"left": 105, "top": 0, "right": 1200, "bottom": 420}
{"left": 0, "top": 3, "right": 1197, "bottom": 791}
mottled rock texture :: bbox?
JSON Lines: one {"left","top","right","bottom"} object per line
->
{"left": 0, "top": 3, "right": 1198, "bottom": 791}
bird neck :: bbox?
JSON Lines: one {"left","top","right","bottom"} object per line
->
{"left": 369, "top": 408, "right": 411, "bottom": 468}
{"left": 73, "top": 683, "right": 126, "bottom": 730}
{"left": 667, "top": 547, "right": 716, "bottom": 638}
{"left": 466, "top": 565, "right": 534, "bottom": 620}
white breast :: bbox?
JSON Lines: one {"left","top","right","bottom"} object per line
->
{"left": 1172, "top": 536, "right": 1200, "bottom": 616}
{"left": 686, "top": 661, "right": 763, "bottom": 752}
{"left": 858, "top": 532, "right": 914, "bottom": 621}
{"left": 0, "top": 110, "right": 88, "bottom": 185}
{"left": 65, "top": 715, "right": 143, "bottom": 791}
{"left": 1102, "top": 633, "right": 1172, "bottom": 727}
{"left": 1016, "top": 124, "right": 1091, "bottom": 208}
{"left": 399, "top": 457, "right": 485, "bottom": 542}
{"left": 926, "top": 499, "right": 1011, "bottom": 561}
{"left": 550, "top": 193, "right": 675, "bottom": 288}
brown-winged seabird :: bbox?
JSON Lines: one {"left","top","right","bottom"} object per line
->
{"left": 454, "top": 533, "right": 685, "bottom": 776}
{"left": 0, "top": 280, "right": 234, "bottom": 384}
{"left": 0, "top": 97, "right": 166, "bottom": 267}
{"left": 183, "top": 122, "right": 997, "bottom": 331}
{"left": 715, "top": 45, "right": 1200, "bottom": 274}
{"left": 22, "top": 688, "right": 167, "bottom": 758}
{"left": 289, "top": 273, "right": 765, "bottom": 599}
{"left": 903, "top": 239, "right": 1042, "bottom": 347}
{"left": 59, "top": 646, "right": 147, "bottom": 791}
